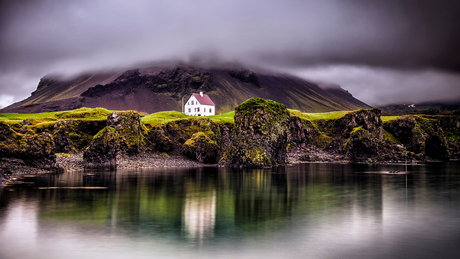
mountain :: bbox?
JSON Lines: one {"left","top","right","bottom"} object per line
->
{"left": 1, "top": 63, "right": 370, "bottom": 114}
{"left": 379, "top": 101, "right": 460, "bottom": 115}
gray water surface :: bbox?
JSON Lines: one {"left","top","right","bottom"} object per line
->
{"left": 1, "top": 162, "right": 460, "bottom": 259}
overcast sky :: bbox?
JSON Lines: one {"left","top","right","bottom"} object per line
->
{"left": 1, "top": 0, "right": 460, "bottom": 108}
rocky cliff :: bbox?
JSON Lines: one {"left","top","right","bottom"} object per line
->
{"left": 219, "top": 98, "right": 290, "bottom": 168}
{"left": 1, "top": 101, "right": 459, "bottom": 171}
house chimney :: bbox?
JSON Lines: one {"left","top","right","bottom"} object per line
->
{"left": 200, "top": 92, "right": 203, "bottom": 97}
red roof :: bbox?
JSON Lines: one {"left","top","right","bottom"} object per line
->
{"left": 192, "top": 93, "right": 215, "bottom": 106}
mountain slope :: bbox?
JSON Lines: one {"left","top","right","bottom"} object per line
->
{"left": 1, "top": 64, "right": 370, "bottom": 114}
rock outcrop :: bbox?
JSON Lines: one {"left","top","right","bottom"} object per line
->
{"left": 319, "top": 108, "right": 384, "bottom": 139}
{"left": 107, "top": 111, "right": 141, "bottom": 156}
{"left": 82, "top": 111, "right": 142, "bottom": 169}
{"left": 53, "top": 122, "right": 74, "bottom": 153}
{"left": 424, "top": 127, "right": 450, "bottom": 161}
{"left": 145, "top": 117, "right": 230, "bottom": 156}
{"left": 384, "top": 116, "right": 424, "bottom": 153}
{"left": 182, "top": 132, "right": 219, "bottom": 163}
{"left": 0, "top": 121, "right": 56, "bottom": 167}
{"left": 220, "top": 98, "right": 290, "bottom": 168}
{"left": 83, "top": 126, "right": 119, "bottom": 169}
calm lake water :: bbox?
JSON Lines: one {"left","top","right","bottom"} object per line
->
{"left": 1, "top": 162, "right": 460, "bottom": 259}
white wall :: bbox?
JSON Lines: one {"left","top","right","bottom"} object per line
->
{"left": 184, "top": 96, "right": 215, "bottom": 116}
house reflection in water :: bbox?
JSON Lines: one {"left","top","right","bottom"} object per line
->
{"left": 183, "top": 190, "right": 217, "bottom": 242}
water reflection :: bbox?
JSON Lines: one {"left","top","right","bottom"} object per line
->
{"left": 0, "top": 162, "right": 460, "bottom": 259}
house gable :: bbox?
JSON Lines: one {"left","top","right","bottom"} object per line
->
{"left": 184, "top": 92, "right": 215, "bottom": 116}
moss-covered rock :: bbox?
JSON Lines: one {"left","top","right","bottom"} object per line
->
{"left": 320, "top": 108, "right": 384, "bottom": 139}
{"left": 145, "top": 117, "right": 229, "bottom": 155}
{"left": 53, "top": 121, "right": 74, "bottom": 153}
{"left": 220, "top": 98, "right": 290, "bottom": 168}
{"left": 344, "top": 127, "right": 379, "bottom": 161}
{"left": 107, "top": 111, "right": 141, "bottom": 156}
{"left": 83, "top": 126, "right": 118, "bottom": 170}
{"left": 289, "top": 116, "right": 322, "bottom": 147}
{"left": 0, "top": 121, "right": 56, "bottom": 167}
{"left": 145, "top": 126, "right": 174, "bottom": 152}
{"left": 182, "top": 132, "right": 219, "bottom": 163}
{"left": 384, "top": 116, "right": 425, "bottom": 153}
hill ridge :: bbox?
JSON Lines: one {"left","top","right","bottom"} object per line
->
{"left": 1, "top": 64, "right": 370, "bottom": 114}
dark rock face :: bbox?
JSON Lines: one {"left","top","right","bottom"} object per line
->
{"left": 182, "top": 132, "right": 219, "bottom": 164}
{"left": 107, "top": 111, "right": 141, "bottom": 156}
{"left": 344, "top": 128, "right": 380, "bottom": 160}
{"left": 227, "top": 69, "right": 260, "bottom": 87}
{"left": 220, "top": 98, "right": 290, "bottom": 168}
{"left": 384, "top": 116, "right": 423, "bottom": 153}
{"left": 320, "top": 109, "right": 384, "bottom": 139}
{"left": 53, "top": 122, "right": 74, "bottom": 153}
{"left": 145, "top": 127, "right": 174, "bottom": 152}
{"left": 19, "top": 132, "right": 56, "bottom": 167}
{"left": 425, "top": 128, "right": 450, "bottom": 161}
{"left": 83, "top": 127, "right": 118, "bottom": 170}
{"left": 437, "top": 116, "right": 460, "bottom": 132}
{"left": 290, "top": 116, "right": 321, "bottom": 146}
{"left": 81, "top": 66, "right": 215, "bottom": 101}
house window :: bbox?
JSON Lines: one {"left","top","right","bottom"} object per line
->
{"left": 204, "top": 108, "right": 206, "bottom": 113}
{"left": 210, "top": 108, "right": 212, "bottom": 113}
{"left": 197, "top": 107, "right": 200, "bottom": 112}
{"left": 191, "top": 101, "right": 194, "bottom": 105}
{"left": 188, "top": 108, "right": 191, "bottom": 113}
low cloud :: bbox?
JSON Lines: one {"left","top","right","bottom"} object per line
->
{"left": 287, "top": 65, "right": 460, "bottom": 106}
{"left": 1, "top": 0, "right": 459, "bottom": 108}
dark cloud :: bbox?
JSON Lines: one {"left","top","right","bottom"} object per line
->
{"left": 1, "top": 0, "right": 459, "bottom": 107}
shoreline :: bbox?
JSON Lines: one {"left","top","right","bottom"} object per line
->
{"left": 2, "top": 157, "right": 456, "bottom": 188}
{"left": 2, "top": 152, "right": 453, "bottom": 185}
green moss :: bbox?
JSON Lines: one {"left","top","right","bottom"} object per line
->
{"left": 384, "top": 130, "right": 402, "bottom": 144}
{"left": 350, "top": 127, "right": 365, "bottom": 134}
{"left": 381, "top": 116, "right": 400, "bottom": 122}
{"left": 445, "top": 132, "right": 460, "bottom": 142}
{"left": 244, "top": 148, "right": 271, "bottom": 165}
{"left": 56, "top": 153, "right": 73, "bottom": 158}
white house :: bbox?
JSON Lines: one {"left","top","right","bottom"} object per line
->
{"left": 184, "top": 92, "right": 215, "bottom": 116}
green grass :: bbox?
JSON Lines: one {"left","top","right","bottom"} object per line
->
{"left": 0, "top": 107, "right": 114, "bottom": 126}
{"left": 141, "top": 111, "right": 192, "bottom": 126}
{"left": 381, "top": 116, "right": 400, "bottom": 122}
{"left": 289, "top": 109, "right": 350, "bottom": 121}
{"left": 142, "top": 111, "right": 236, "bottom": 126}
{"left": 209, "top": 111, "right": 235, "bottom": 124}
{"left": 384, "top": 130, "right": 402, "bottom": 144}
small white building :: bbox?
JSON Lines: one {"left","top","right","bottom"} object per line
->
{"left": 184, "top": 92, "right": 216, "bottom": 116}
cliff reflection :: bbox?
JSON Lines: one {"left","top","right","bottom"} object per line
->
{"left": 0, "top": 164, "right": 395, "bottom": 241}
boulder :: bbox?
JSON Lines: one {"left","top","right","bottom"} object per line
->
{"left": 220, "top": 98, "right": 290, "bottom": 168}
{"left": 182, "top": 132, "right": 219, "bottom": 163}
{"left": 107, "top": 111, "right": 141, "bottom": 156}
{"left": 83, "top": 126, "right": 118, "bottom": 170}
{"left": 344, "top": 128, "right": 380, "bottom": 161}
